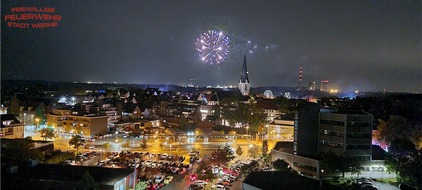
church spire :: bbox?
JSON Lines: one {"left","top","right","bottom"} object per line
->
{"left": 239, "top": 55, "right": 250, "bottom": 96}
{"left": 240, "top": 55, "right": 249, "bottom": 83}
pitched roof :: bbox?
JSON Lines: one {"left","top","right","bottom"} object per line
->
{"left": 21, "top": 102, "right": 44, "bottom": 111}
{"left": 209, "top": 90, "right": 244, "bottom": 102}
{"left": 122, "top": 104, "right": 139, "bottom": 113}
{"left": 1, "top": 114, "right": 21, "bottom": 128}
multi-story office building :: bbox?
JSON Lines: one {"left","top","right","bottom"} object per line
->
{"left": 47, "top": 109, "right": 108, "bottom": 137}
{"left": 272, "top": 107, "right": 374, "bottom": 180}
{"left": 319, "top": 110, "right": 373, "bottom": 161}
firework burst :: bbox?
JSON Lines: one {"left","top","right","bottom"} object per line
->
{"left": 196, "top": 30, "right": 230, "bottom": 65}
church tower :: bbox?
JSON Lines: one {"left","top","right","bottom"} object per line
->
{"left": 239, "top": 55, "right": 250, "bottom": 96}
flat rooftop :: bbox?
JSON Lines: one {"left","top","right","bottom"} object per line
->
{"left": 243, "top": 171, "right": 320, "bottom": 190}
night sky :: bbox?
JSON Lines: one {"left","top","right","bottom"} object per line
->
{"left": 2, "top": 0, "right": 421, "bottom": 92}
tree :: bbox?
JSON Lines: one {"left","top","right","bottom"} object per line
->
{"left": 248, "top": 100, "right": 268, "bottom": 133}
{"left": 102, "top": 142, "right": 110, "bottom": 153}
{"left": 386, "top": 139, "right": 422, "bottom": 189}
{"left": 223, "top": 145, "right": 236, "bottom": 162}
{"left": 221, "top": 99, "right": 267, "bottom": 133}
{"left": 122, "top": 141, "right": 130, "bottom": 150}
{"left": 220, "top": 130, "right": 225, "bottom": 136}
{"left": 195, "top": 161, "right": 216, "bottom": 181}
{"left": 178, "top": 117, "right": 190, "bottom": 131}
{"left": 69, "top": 135, "right": 85, "bottom": 155}
{"left": 236, "top": 145, "right": 243, "bottom": 157}
{"left": 229, "top": 130, "right": 236, "bottom": 136}
{"left": 320, "top": 152, "right": 343, "bottom": 176}
{"left": 45, "top": 151, "right": 74, "bottom": 164}
{"left": 262, "top": 139, "right": 268, "bottom": 156}
{"left": 377, "top": 115, "right": 413, "bottom": 146}
{"left": 220, "top": 96, "right": 240, "bottom": 127}
{"left": 274, "top": 96, "right": 291, "bottom": 113}
{"left": 248, "top": 145, "right": 261, "bottom": 159}
{"left": 135, "top": 181, "right": 147, "bottom": 190}
{"left": 240, "top": 160, "right": 260, "bottom": 175}
{"left": 320, "top": 152, "right": 362, "bottom": 178}
{"left": 76, "top": 125, "right": 84, "bottom": 135}
{"left": 272, "top": 159, "right": 290, "bottom": 171}
{"left": 195, "top": 128, "right": 204, "bottom": 137}
{"left": 40, "top": 127, "right": 55, "bottom": 141}
{"left": 140, "top": 138, "right": 147, "bottom": 149}
{"left": 211, "top": 146, "right": 235, "bottom": 166}
{"left": 78, "top": 170, "right": 99, "bottom": 190}
{"left": 344, "top": 156, "right": 363, "bottom": 177}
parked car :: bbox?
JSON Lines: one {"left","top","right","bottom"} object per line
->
{"left": 155, "top": 175, "right": 164, "bottom": 184}
{"left": 164, "top": 175, "right": 173, "bottom": 184}
{"left": 189, "top": 174, "right": 198, "bottom": 181}
{"left": 189, "top": 184, "right": 204, "bottom": 190}
{"left": 211, "top": 184, "right": 226, "bottom": 190}
{"left": 194, "top": 180, "right": 207, "bottom": 186}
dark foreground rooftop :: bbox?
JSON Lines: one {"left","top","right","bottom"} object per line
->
{"left": 2, "top": 164, "right": 134, "bottom": 190}
{"left": 243, "top": 171, "right": 320, "bottom": 190}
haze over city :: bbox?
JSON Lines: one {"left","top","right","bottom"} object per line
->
{"left": 2, "top": 0, "right": 421, "bottom": 93}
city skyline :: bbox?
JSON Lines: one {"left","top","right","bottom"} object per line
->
{"left": 1, "top": 0, "right": 421, "bottom": 93}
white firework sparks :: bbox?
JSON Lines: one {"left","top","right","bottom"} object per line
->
{"left": 196, "top": 30, "right": 230, "bottom": 65}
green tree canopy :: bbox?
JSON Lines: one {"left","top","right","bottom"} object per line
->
{"left": 221, "top": 99, "right": 267, "bottom": 133}
{"left": 236, "top": 145, "right": 243, "bottom": 157}
{"left": 377, "top": 115, "right": 413, "bottom": 145}
{"left": 140, "top": 138, "right": 147, "bottom": 149}
{"left": 248, "top": 145, "right": 261, "bottom": 159}
{"left": 69, "top": 135, "right": 85, "bottom": 155}
{"left": 178, "top": 117, "right": 191, "bottom": 132}
{"left": 195, "top": 128, "right": 204, "bottom": 136}
{"left": 211, "top": 146, "right": 236, "bottom": 166}
{"left": 40, "top": 127, "right": 55, "bottom": 141}
{"left": 240, "top": 160, "right": 260, "bottom": 176}
{"left": 262, "top": 139, "right": 268, "bottom": 156}
{"left": 195, "top": 161, "right": 216, "bottom": 181}
{"left": 102, "top": 142, "right": 110, "bottom": 152}
{"left": 386, "top": 139, "right": 422, "bottom": 189}
{"left": 122, "top": 141, "right": 130, "bottom": 150}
